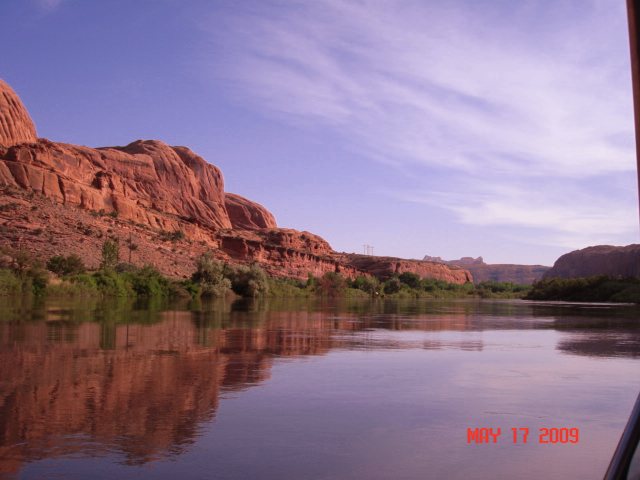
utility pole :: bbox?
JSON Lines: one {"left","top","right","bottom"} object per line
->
{"left": 362, "top": 244, "right": 374, "bottom": 255}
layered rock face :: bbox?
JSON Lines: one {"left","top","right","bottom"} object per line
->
{"left": 0, "top": 78, "right": 471, "bottom": 283}
{"left": 544, "top": 244, "right": 640, "bottom": 279}
{"left": 0, "top": 80, "right": 37, "bottom": 147}
{"left": 218, "top": 229, "right": 360, "bottom": 279}
{"left": 1, "top": 139, "right": 232, "bottom": 232}
{"left": 423, "top": 255, "right": 549, "bottom": 284}
{"left": 344, "top": 254, "right": 472, "bottom": 284}
{"left": 225, "top": 192, "right": 277, "bottom": 230}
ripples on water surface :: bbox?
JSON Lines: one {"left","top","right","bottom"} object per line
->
{"left": 0, "top": 298, "right": 638, "bottom": 479}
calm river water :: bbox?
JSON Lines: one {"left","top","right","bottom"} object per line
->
{"left": 0, "top": 297, "right": 638, "bottom": 479}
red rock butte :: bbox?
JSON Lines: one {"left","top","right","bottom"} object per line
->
{"left": 0, "top": 78, "right": 472, "bottom": 283}
{"left": 0, "top": 80, "right": 37, "bottom": 147}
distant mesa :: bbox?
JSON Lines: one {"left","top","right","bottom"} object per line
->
{"left": 0, "top": 78, "right": 470, "bottom": 283}
{"left": 543, "top": 244, "right": 640, "bottom": 279}
{"left": 423, "top": 255, "right": 549, "bottom": 284}
{"left": 0, "top": 80, "right": 37, "bottom": 147}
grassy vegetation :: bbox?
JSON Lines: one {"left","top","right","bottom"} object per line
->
{"left": 0, "top": 244, "right": 536, "bottom": 301}
{"left": 526, "top": 276, "right": 640, "bottom": 303}
{"left": 288, "top": 271, "right": 530, "bottom": 300}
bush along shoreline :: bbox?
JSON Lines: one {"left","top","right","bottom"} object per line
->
{"left": 525, "top": 276, "right": 640, "bottom": 303}
{"left": 0, "top": 243, "right": 534, "bottom": 301}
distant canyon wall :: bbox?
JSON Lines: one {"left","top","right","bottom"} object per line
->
{"left": 423, "top": 255, "right": 549, "bottom": 284}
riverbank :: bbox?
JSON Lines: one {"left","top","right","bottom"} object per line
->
{"left": 525, "top": 276, "right": 640, "bottom": 303}
{"left": 0, "top": 249, "right": 529, "bottom": 301}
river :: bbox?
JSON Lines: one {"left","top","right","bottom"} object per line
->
{"left": 0, "top": 297, "right": 638, "bottom": 479}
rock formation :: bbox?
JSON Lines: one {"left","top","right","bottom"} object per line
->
{"left": 544, "top": 244, "right": 640, "bottom": 279}
{"left": 0, "top": 78, "right": 471, "bottom": 283}
{"left": 0, "top": 80, "right": 37, "bottom": 147}
{"left": 0, "top": 139, "right": 232, "bottom": 232}
{"left": 423, "top": 255, "right": 549, "bottom": 284}
{"left": 344, "top": 254, "right": 472, "bottom": 284}
{"left": 225, "top": 192, "right": 277, "bottom": 230}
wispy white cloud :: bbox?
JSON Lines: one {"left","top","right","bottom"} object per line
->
{"left": 398, "top": 178, "right": 637, "bottom": 249}
{"left": 201, "top": 0, "right": 637, "bottom": 250}
{"left": 34, "top": 0, "right": 65, "bottom": 12}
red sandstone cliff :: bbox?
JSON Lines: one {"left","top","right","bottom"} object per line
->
{"left": 225, "top": 192, "right": 277, "bottom": 230}
{"left": 543, "top": 244, "right": 640, "bottom": 279}
{"left": 0, "top": 80, "right": 37, "bottom": 147}
{"left": 344, "top": 254, "right": 473, "bottom": 284}
{"left": 0, "top": 79, "right": 470, "bottom": 283}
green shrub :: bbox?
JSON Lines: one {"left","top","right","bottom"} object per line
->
{"left": 93, "top": 270, "right": 132, "bottom": 297}
{"left": 100, "top": 239, "right": 120, "bottom": 271}
{"left": 27, "top": 265, "right": 49, "bottom": 295}
{"left": 46, "top": 274, "right": 100, "bottom": 297}
{"left": 525, "top": 276, "right": 640, "bottom": 303}
{"left": 171, "top": 280, "right": 201, "bottom": 298}
{"left": 267, "top": 277, "right": 309, "bottom": 297}
{"left": 226, "top": 264, "right": 270, "bottom": 297}
{"left": 351, "top": 275, "right": 379, "bottom": 294}
{"left": 127, "top": 266, "right": 170, "bottom": 297}
{"left": 305, "top": 273, "right": 318, "bottom": 289}
{"left": 46, "top": 254, "right": 86, "bottom": 276}
{"left": 0, "top": 269, "right": 21, "bottom": 296}
{"left": 383, "top": 277, "right": 402, "bottom": 294}
{"left": 192, "top": 252, "right": 231, "bottom": 297}
{"left": 398, "top": 272, "right": 421, "bottom": 289}
{"left": 317, "top": 271, "right": 347, "bottom": 297}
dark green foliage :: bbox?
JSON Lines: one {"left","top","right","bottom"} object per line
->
{"left": 47, "top": 254, "right": 86, "bottom": 276}
{"left": 306, "top": 273, "right": 318, "bottom": 289}
{"left": 27, "top": 265, "right": 49, "bottom": 295}
{"left": 192, "top": 252, "right": 231, "bottom": 297}
{"left": 267, "top": 277, "right": 311, "bottom": 297}
{"left": 317, "top": 271, "right": 347, "bottom": 297}
{"left": 93, "top": 270, "right": 133, "bottom": 297}
{"left": 383, "top": 277, "right": 402, "bottom": 294}
{"left": 126, "top": 266, "right": 170, "bottom": 297}
{"left": 70, "top": 273, "right": 99, "bottom": 291}
{"left": 11, "top": 249, "right": 33, "bottom": 279}
{"left": 175, "top": 280, "right": 201, "bottom": 298}
{"left": 0, "top": 269, "right": 22, "bottom": 295}
{"left": 475, "top": 281, "right": 530, "bottom": 298}
{"left": 226, "top": 264, "right": 270, "bottom": 297}
{"left": 398, "top": 272, "right": 421, "bottom": 289}
{"left": 350, "top": 275, "right": 380, "bottom": 294}
{"left": 100, "top": 239, "right": 120, "bottom": 271}
{"left": 3, "top": 250, "right": 49, "bottom": 295}
{"left": 526, "top": 276, "right": 640, "bottom": 303}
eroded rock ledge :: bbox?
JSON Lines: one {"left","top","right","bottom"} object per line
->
{"left": 0, "top": 79, "right": 471, "bottom": 283}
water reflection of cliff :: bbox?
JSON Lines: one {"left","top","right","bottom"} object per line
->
{"left": 0, "top": 300, "right": 483, "bottom": 475}
{"left": 0, "top": 298, "right": 637, "bottom": 475}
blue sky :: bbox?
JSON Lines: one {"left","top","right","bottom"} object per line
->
{"left": 0, "top": 0, "right": 636, "bottom": 265}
